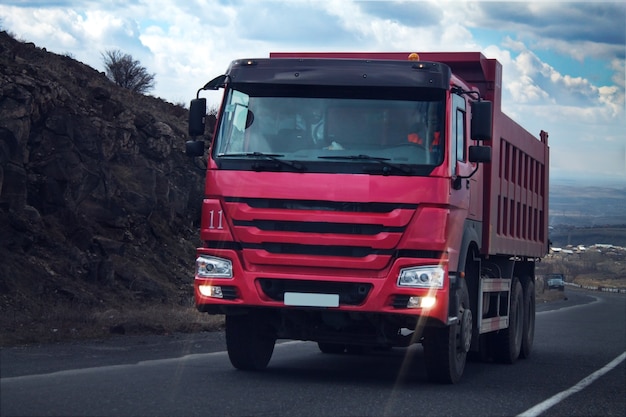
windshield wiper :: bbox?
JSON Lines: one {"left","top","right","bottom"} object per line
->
{"left": 318, "top": 154, "right": 413, "bottom": 175}
{"left": 218, "top": 152, "right": 306, "bottom": 172}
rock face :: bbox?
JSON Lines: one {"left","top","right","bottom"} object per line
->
{"left": 0, "top": 31, "right": 206, "bottom": 319}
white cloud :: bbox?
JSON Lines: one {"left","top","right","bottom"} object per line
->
{"left": 484, "top": 41, "right": 624, "bottom": 125}
{"left": 611, "top": 58, "right": 626, "bottom": 89}
{"left": 0, "top": 0, "right": 624, "bottom": 180}
{"left": 468, "top": 2, "right": 626, "bottom": 61}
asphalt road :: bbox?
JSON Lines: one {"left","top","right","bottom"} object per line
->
{"left": 1, "top": 288, "right": 625, "bottom": 417}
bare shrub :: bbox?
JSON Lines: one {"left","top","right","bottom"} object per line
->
{"left": 102, "top": 49, "right": 156, "bottom": 94}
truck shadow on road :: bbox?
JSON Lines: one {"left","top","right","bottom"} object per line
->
{"left": 248, "top": 344, "right": 484, "bottom": 387}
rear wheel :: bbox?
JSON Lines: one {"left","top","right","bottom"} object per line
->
{"left": 423, "top": 279, "right": 472, "bottom": 384}
{"left": 346, "top": 345, "right": 371, "bottom": 355}
{"left": 494, "top": 278, "right": 524, "bottom": 363}
{"left": 318, "top": 342, "right": 346, "bottom": 354}
{"left": 225, "top": 314, "right": 276, "bottom": 371}
{"left": 520, "top": 279, "right": 535, "bottom": 359}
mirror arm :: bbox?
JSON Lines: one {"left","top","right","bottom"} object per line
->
{"left": 451, "top": 86, "right": 482, "bottom": 101}
{"left": 455, "top": 163, "right": 481, "bottom": 182}
{"left": 459, "top": 164, "right": 481, "bottom": 180}
{"left": 196, "top": 74, "right": 230, "bottom": 98}
{"left": 452, "top": 164, "right": 481, "bottom": 190}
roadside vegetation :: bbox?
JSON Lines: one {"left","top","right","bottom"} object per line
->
{"left": 5, "top": 245, "right": 622, "bottom": 347}
{"left": 537, "top": 244, "right": 626, "bottom": 290}
{"left": 101, "top": 49, "right": 156, "bottom": 94}
{"left": 2, "top": 302, "right": 224, "bottom": 347}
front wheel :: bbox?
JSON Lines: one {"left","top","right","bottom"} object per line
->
{"left": 226, "top": 314, "right": 276, "bottom": 371}
{"left": 423, "top": 279, "right": 472, "bottom": 384}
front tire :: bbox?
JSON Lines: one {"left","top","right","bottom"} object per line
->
{"left": 423, "top": 279, "right": 472, "bottom": 384}
{"left": 226, "top": 314, "right": 276, "bottom": 371}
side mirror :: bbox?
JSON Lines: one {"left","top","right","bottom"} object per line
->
{"left": 469, "top": 145, "right": 491, "bottom": 163}
{"left": 185, "top": 140, "right": 205, "bottom": 157}
{"left": 471, "top": 101, "right": 492, "bottom": 141}
{"left": 188, "top": 98, "right": 207, "bottom": 137}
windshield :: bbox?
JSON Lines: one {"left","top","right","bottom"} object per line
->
{"left": 214, "top": 84, "right": 445, "bottom": 171}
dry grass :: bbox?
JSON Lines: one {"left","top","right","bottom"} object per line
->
{"left": 537, "top": 247, "right": 626, "bottom": 294}
{"left": 1, "top": 274, "right": 576, "bottom": 347}
{"left": 8, "top": 254, "right": 615, "bottom": 347}
{"left": 573, "top": 273, "right": 625, "bottom": 289}
{"left": 0, "top": 303, "right": 224, "bottom": 347}
{"left": 3, "top": 286, "right": 567, "bottom": 347}
{"left": 536, "top": 288, "right": 568, "bottom": 303}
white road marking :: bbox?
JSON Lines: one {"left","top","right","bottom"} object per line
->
{"left": 517, "top": 351, "right": 626, "bottom": 417}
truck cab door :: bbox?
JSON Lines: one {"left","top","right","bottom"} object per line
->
{"left": 450, "top": 93, "right": 477, "bottom": 216}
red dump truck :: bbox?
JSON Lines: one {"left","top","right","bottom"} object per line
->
{"left": 186, "top": 51, "right": 549, "bottom": 383}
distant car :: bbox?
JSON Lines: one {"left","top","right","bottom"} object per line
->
{"left": 546, "top": 274, "right": 565, "bottom": 291}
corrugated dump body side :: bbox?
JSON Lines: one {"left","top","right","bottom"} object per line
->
{"left": 486, "top": 112, "right": 549, "bottom": 258}
{"left": 473, "top": 58, "right": 549, "bottom": 258}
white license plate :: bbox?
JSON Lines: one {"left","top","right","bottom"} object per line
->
{"left": 284, "top": 292, "right": 339, "bottom": 307}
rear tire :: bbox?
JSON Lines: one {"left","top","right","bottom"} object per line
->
{"left": 423, "top": 279, "right": 472, "bottom": 384}
{"left": 226, "top": 314, "right": 275, "bottom": 371}
{"left": 494, "top": 278, "right": 524, "bottom": 363}
{"left": 520, "top": 279, "right": 535, "bottom": 359}
{"left": 346, "top": 345, "right": 371, "bottom": 355}
{"left": 318, "top": 342, "right": 346, "bottom": 354}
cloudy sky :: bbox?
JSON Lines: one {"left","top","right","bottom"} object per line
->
{"left": 1, "top": 0, "right": 624, "bottom": 182}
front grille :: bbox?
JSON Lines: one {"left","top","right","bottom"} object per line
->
{"left": 234, "top": 220, "right": 403, "bottom": 235}
{"left": 220, "top": 197, "right": 419, "bottom": 265}
{"left": 227, "top": 197, "right": 415, "bottom": 213}
{"left": 259, "top": 278, "right": 372, "bottom": 305}
{"left": 244, "top": 242, "right": 392, "bottom": 257}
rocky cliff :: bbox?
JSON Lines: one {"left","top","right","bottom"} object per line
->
{"left": 0, "top": 31, "right": 209, "bottom": 343}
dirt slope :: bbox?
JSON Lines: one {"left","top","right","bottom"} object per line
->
{"left": 0, "top": 31, "right": 217, "bottom": 345}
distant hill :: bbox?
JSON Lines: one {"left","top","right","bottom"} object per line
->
{"left": 549, "top": 225, "right": 626, "bottom": 248}
{"left": 548, "top": 177, "right": 626, "bottom": 247}
{"left": 549, "top": 177, "right": 626, "bottom": 227}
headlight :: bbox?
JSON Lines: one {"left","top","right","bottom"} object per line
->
{"left": 397, "top": 266, "right": 444, "bottom": 288}
{"left": 196, "top": 255, "right": 232, "bottom": 278}
{"left": 198, "top": 285, "right": 224, "bottom": 298}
